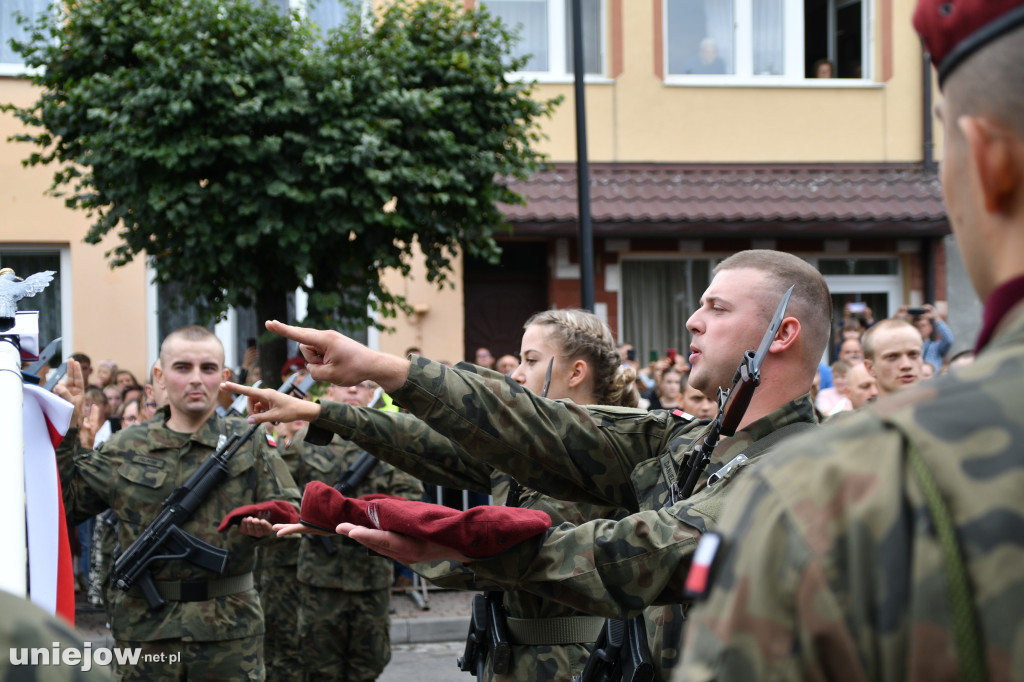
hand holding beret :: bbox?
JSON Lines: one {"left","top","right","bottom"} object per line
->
{"left": 218, "top": 500, "right": 300, "bottom": 532}
{"left": 299, "top": 480, "right": 551, "bottom": 558}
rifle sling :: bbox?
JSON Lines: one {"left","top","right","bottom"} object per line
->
{"left": 129, "top": 572, "right": 253, "bottom": 602}
{"left": 505, "top": 615, "right": 605, "bottom": 646}
{"left": 685, "top": 421, "right": 816, "bottom": 494}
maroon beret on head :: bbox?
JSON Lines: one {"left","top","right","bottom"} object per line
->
{"left": 914, "top": 0, "right": 1024, "bottom": 84}
{"left": 299, "top": 480, "right": 552, "bottom": 558}
{"left": 218, "top": 500, "right": 300, "bottom": 532}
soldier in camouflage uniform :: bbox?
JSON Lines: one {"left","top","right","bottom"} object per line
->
{"left": 295, "top": 381, "right": 423, "bottom": 682}
{"left": 231, "top": 250, "right": 832, "bottom": 679}
{"left": 54, "top": 326, "right": 301, "bottom": 681}
{"left": 673, "top": 3, "right": 1024, "bottom": 680}
{"left": 291, "top": 309, "right": 679, "bottom": 681}
{"left": 256, "top": 417, "right": 304, "bottom": 682}
{"left": 0, "top": 589, "right": 113, "bottom": 681}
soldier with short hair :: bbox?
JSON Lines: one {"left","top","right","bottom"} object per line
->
{"left": 230, "top": 250, "right": 832, "bottom": 674}
{"left": 56, "top": 325, "right": 300, "bottom": 681}
{"left": 673, "top": 1, "right": 1024, "bottom": 679}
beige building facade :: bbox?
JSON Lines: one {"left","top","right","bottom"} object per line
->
{"left": 1, "top": 0, "right": 963, "bottom": 380}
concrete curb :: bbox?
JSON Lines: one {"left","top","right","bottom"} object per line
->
{"left": 390, "top": 616, "right": 468, "bottom": 644}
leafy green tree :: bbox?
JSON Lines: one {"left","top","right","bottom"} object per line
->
{"left": 4, "top": 0, "right": 558, "bottom": 385}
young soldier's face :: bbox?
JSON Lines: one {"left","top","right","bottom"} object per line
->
{"left": 865, "top": 327, "right": 923, "bottom": 395}
{"left": 686, "top": 268, "right": 774, "bottom": 399}
{"left": 157, "top": 337, "right": 228, "bottom": 421}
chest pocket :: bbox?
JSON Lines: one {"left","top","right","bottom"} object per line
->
{"left": 303, "top": 450, "right": 338, "bottom": 482}
{"left": 117, "top": 459, "right": 167, "bottom": 490}
{"left": 223, "top": 444, "right": 257, "bottom": 479}
{"left": 631, "top": 456, "right": 672, "bottom": 510}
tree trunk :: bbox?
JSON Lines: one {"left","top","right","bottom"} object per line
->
{"left": 255, "top": 287, "right": 289, "bottom": 390}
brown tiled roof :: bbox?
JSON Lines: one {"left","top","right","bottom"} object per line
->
{"left": 503, "top": 163, "right": 948, "bottom": 237}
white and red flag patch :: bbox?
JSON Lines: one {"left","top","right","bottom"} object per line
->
{"left": 684, "top": 531, "right": 723, "bottom": 600}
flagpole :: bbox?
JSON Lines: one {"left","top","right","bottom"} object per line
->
{"left": 0, "top": 334, "right": 27, "bottom": 596}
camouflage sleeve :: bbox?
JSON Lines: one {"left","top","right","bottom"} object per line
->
{"left": 372, "top": 459, "right": 424, "bottom": 502}
{"left": 0, "top": 591, "right": 113, "bottom": 680}
{"left": 463, "top": 502, "right": 705, "bottom": 620}
{"left": 389, "top": 357, "right": 675, "bottom": 509}
{"left": 55, "top": 425, "right": 117, "bottom": 524}
{"left": 675, "top": 416, "right": 908, "bottom": 682}
{"left": 310, "top": 401, "right": 494, "bottom": 494}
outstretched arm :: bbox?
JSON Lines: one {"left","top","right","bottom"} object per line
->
{"left": 264, "top": 320, "right": 411, "bottom": 392}
{"left": 220, "top": 380, "right": 323, "bottom": 425}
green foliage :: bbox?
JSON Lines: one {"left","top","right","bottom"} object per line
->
{"left": 3, "top": 0, "right": 560, "bottom": 330}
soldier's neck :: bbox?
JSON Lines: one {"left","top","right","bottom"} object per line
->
{"left": 165, "top": 408, "right": 215, "bottom": 434}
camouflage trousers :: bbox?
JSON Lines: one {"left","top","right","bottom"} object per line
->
{"left": 114, "top": 635, "right": 263, "bottom": 681}
{"left": 257, "top": 561, "right": 302, "bottom": 681}
{"left": 88, "top": 509, "right": 118, "bottom": 611}
{"left": 297, "top": 584, "right": 391, "bottom": 682}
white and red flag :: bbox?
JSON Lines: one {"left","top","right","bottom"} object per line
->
{"left": 22, "top": 382, "right": 76, "bottom": 624}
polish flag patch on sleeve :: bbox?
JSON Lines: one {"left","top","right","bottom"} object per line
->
{"left": 684, "top": 531, "right": 723, "bottom": 600}
{"left": 265, "top": 431, "right": 277, "bottom": 448}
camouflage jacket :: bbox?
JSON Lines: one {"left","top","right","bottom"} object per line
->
{"left": 462, "top": 396, "right": 818, "bottom": 621}
{"left": 311, "top": 401, "right": 675, "bottom": 681}
{"left": 56, "top": 408, "right": 301, "bottom": 642}
{"left": 257, "top": 432, "right": 303, "bottom": 569}
{"left": 674, "top": 300, "right": 1024, "bottom": 682}
{"left": 389, "top": 360, "right": 816, "bottom": 514}
{"left": 295, "top": 428, "right": 423, "bottom": 591}
{"left": 0, "top": 590, "right": 113, "bottom": 680}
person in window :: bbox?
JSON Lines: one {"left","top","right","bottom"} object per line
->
{"left": 684, "top": 37, "right": 726, "bottom": 74}
{"left": 813, "top": 58, "right": 834, "bottom": 78}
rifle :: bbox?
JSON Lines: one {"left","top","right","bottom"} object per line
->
{"left": 22, "top": 336, "right": 61, "bottom": 384}
{"left": 575, "top": 618, "right": 654, "bottom": 682}
{"left": 312, "top": 450, "right": 380, "bottom": 555}
{"left": 458, "top": 591, "right": 513, "bottom": 677}
{"left": 111, "top": 426, "right": 259, "bottom": 609}
{"left": 671, "top": 284, "right": 794, "bottom": 504}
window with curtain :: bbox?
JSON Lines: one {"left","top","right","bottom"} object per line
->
{"left": 485, "top": 0, "right": 604, "bottom": 76}
{"left": 1, "top": 0, "right": 50, "bottom": 68}
{"left": 621, "top": 259, "right": 711, "bottom": 368}
{"left": 666, "top": 0, "right": 866, "bottom": 81}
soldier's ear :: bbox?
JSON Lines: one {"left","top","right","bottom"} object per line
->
{"left": 221, "top": 367, "right": 231, "bottom": 382}
{"left": 567, "top": 359, "right": 588, "bottom": 389}
{"left": 863, "top": 358, "right": 876, "bottom": 377}
{"left": 769, "top": 317, "right": 801, "bottom": 353}
{"left": 960, "top": 114, "right": 1020, "bottom": 214}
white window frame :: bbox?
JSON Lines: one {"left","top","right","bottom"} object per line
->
{"left": 0, "top": 0, "right": 56, "bottom": 77}
{"left": 0, "top": 244, "right": 73, "bottom": 354}
{"left": 663, "top": 0, "right": 875, "bottom": 88}
{"left": 487, "top": 0, "right": 610, "bottom": 83}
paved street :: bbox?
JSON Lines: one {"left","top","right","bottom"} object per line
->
{"left": 380, "top": 641, "right": 466, "bottom": 682}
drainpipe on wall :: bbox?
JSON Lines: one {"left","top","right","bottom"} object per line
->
{"left": 922, "top": 48, "right": 937, "bottom": 173}
{"left": 923, "top": 237, "right": 936, "bottom": 305}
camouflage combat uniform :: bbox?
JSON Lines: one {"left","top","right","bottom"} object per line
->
{"left": 56, "top": 407, "right": 301, "bottom": 682}
{"left": 312, "top": 362, "right": 818, "bottom": 679}
{"left": 256, "top": 431, "right": 302, "bottom": 682}
{"left": 0, "top": 589, "right": 113, "bottom": 681}
{"left": 310, "top": 403, "right": 626, "bottom": 682}
{"left": 294, "top": 428, "right": 423, "bottom": 682}
{"left": 674, "top": 297, "right": 1024, "bottom": 682}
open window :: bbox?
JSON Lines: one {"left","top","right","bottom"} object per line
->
{"left": 664, "top": 0, "right": 868, "bottom": 84}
